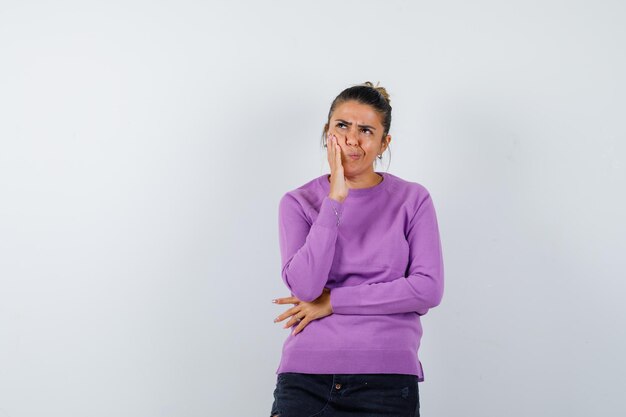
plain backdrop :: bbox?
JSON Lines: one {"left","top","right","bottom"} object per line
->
{"left": 1, "top": 1, "right": 625, "bottom": 416}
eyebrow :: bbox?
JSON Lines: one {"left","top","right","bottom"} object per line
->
{"left": 335, "top": 119, "right": 377, "bottom": 130}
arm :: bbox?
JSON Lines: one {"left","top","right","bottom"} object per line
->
{"left": 278, "top": 194, "right": 344, "bottom": 302}
{"left": 329, "top": 191, "right": 444, "bottom": 315}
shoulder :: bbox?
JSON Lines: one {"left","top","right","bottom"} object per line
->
{"left": 384, "top": 173, "right": 439, "bottom": 225}
{"left": 385, "top": 172, "right": 433, "bottom": 202}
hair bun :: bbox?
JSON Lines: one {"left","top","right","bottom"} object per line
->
{"left": 363, "top": 81, "right": 391, "bottom": 105}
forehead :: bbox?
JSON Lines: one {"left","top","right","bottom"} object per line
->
{"left": 331, "top": 100, "right": 383, "bottom": 126}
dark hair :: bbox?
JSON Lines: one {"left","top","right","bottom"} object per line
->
{"left": 321, "top": 81, "right": 392, "bottom": 167}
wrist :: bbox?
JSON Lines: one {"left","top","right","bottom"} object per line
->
{"left": 328, "top": 194, "right": 345, "bottom": 203}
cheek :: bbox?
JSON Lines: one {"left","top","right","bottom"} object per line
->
{"left": 330, "top": 127, "right": 342, "bottom": 135}
{"left": 328, "top": 129, "right": 349, "bottom": 144}
{"left": 363, "top": 141, "right": 378, "bottom": 151}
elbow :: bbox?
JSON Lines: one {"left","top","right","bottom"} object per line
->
{"left": 409, "top": 272, "right": 444, "bottom": 310}
{"left": 285, "top": 280, "right": 323, "bottom": 302}
{"left": 428, "top": 275, "right": 444, "bottom": 308}
{"left": 281, "top": 265, "right": 324, "bottom": 302}
{"left": 424, "top": 272, "right": 444, "bottom": 308}
{"left": 429, "top": 285, "right": 444, "bottom": 309}
{"left": 292, "top": 290, "right": 320, "bottom": 303}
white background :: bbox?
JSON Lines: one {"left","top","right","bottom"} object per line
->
{"left": 1, "top": 1, "right": 625, "bottom": 416}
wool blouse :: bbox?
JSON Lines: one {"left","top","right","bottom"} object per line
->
{"left": 275, "top": 171, "right": 444, "bottom": 381}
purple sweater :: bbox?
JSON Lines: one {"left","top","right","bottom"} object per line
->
{"left": 275, "top": 171, "right": 444, "bottom": 381}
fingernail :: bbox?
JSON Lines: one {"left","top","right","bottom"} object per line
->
{"left": 272, "top": 299, "right": 277, "bottom": 303}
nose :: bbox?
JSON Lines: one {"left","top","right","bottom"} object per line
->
{"left": 344, "top": 127, "right": 358, "bottom": 146}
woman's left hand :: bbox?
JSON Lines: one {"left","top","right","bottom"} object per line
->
{"left": 273, "top": 287, "right": 333, "bottom": 335}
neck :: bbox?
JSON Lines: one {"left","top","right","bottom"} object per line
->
{"left": 328, "top": 171, "right": 382, "bottom": 189}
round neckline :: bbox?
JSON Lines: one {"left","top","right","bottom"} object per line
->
{"left": 319, "top": 171, "right": 390, "bottom": 198}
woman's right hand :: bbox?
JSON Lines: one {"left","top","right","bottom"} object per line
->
{"left": 326, "top": 133, "right": 348, "bottom": 203}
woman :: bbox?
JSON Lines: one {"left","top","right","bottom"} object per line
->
{"left": 269, "top": 81, "right": 444, "bottom": 417}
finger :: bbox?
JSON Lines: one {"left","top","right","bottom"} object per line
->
{"left": 334, "top": 136, "right": 343, "bottom": 166}
{"left": 292, "top": 317, "right": 310, "bottom": 335}
{"left": 328, "top": 134, "right": 334, "bottom": 169}
{"left": 332, "top": 135, "right": 341, "bottom": 172}
{"left": 283, "top": 311, "right": 306, "bottom": 328}
{"left": 274, "top": 306, "right": 300, "bottom": 323}
{"left": 283, "top": 317, "right": 298, "bottom": 328}
{"left": 273, "top": 296, "right": 299, "bottom": 305}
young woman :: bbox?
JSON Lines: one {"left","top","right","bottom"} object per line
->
{"left": 270, "top": 82, "right": 444, "bottom": 417}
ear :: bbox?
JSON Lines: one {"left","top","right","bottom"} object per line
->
{"left": 382, "top": 134, "right": 391, "bottom": 152}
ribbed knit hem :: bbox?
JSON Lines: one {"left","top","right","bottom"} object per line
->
{"left": 276, "top": 348, "right": 424, "bottom": 381}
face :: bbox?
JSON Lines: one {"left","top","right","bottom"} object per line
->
{"left": 326, "top": 100, "right": 390, "bottom": 173}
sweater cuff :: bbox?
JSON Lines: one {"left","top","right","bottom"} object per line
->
{"left": 314, "top": 196, "right": 344, "bottom": 229}
{"left": 329, "top": 285, "right": 360, "bottom": 314}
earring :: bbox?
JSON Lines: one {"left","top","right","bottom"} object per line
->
{"left": 377, "top": 154, "right": 383, "bottom": 159}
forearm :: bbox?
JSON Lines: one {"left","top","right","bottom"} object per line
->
{"left": 279, "top": 195, "right": 343, "bottom": 302}
{"left": 329, "top": 190, "right": 444, "bottom": 315}
{"left": 329, "top": 269, "right": 444, "bottom": 315}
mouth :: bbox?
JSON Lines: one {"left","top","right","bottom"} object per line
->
{"left": 347, "top": 154, "right": 361, "bottom": 160}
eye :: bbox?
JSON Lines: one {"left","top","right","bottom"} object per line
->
{"left": 361, "top": 128, "right": 372, "bottom": 135}
{"left": 336, "top": 122, "right": 346, "bottom": 129}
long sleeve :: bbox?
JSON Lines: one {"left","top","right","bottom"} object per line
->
{"left": 329, "top": 191, "right": 444, "bottom": 315}
{"left": 278, "top": 194, "right": 344, "bottom": 302}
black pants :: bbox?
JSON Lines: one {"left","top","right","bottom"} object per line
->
{"left": 270, "top": 372, "right": 420, "bottom": 417}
